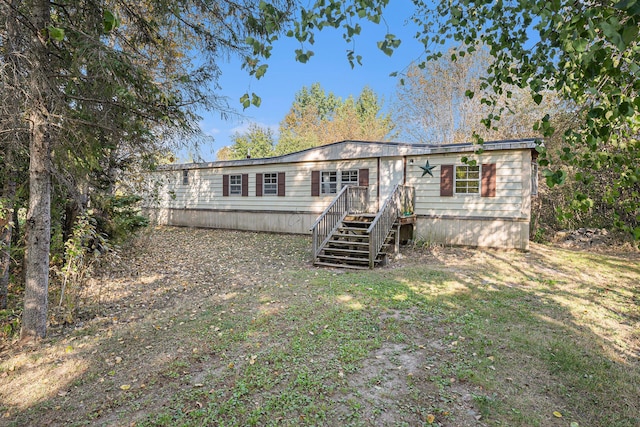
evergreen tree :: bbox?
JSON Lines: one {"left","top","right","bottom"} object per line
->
{"left": 275, "top": 83, "right": 394, "bottom": 155}
{"left": 228, "top": 124, "right": 276, "bottom": 160}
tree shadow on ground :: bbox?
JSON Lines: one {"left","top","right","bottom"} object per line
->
{"left": 1, "top": 231, "right": 638, "bottom": 427}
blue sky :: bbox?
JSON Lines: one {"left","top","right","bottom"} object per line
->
{"left": 190, "top": 0, "right": 429, "bottom": 161}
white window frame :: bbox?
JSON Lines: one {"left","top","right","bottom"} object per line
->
{"left": 321, "top": 171, "right": 337, "bottom": 195}
{"left": 182, "top": 169, "right": 189, "bottom": 185}
{"left": 341, "top": 169, "right": 359, "bottom": 189}
{"left": 454, "top": 165, "right": 480, "bottom": 195}
{"left": 264, "top": 173, "right": 278, "bottom": 196}
{"left": 229, "top": 174, "right": 242, "bottom": 195}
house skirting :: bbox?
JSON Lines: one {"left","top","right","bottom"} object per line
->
{"left": 415, "top": 215, "right": 530, "bottom": 250}
{"left": 144, "top": 208, "right": 529, "bottom": 250}
{"left": 144, "top": 207, "right": 318, "bottom": 235}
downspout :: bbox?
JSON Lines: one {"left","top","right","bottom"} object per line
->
{"left": 403, "top": 156, "right": 407, "bottom": 185}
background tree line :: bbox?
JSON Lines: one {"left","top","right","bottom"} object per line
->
{"left": 217, "top": 83, "right": 395, "bottom": 160}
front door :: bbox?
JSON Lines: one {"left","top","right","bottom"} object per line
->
{"left": 378, "top": 157, "right": 404, "bottom": 208}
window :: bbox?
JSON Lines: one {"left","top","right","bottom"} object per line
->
{"left": 182, "top": 169, "right": 189, "bottom": 185}
{"left": 229, "top": 174, "right": 242, "bottom": 195}
{"left": 264, "top": 173, "right": 277, "bottom": 195}
{"left": 321, "top": 171, "right": 338, "bottom": 195}
{"left": 341, "top": 170, "right": 359, "bottom": 188}
{"left": 455, "top": 165, "right": 480, "bottom": 194}
{"left": 531, "top": 162, "right": 539, "bottom": 196}
{"left": 441, "top": 164, "right": 495, "bottom": 197}
{"left": 312, "top": 168, "right": 368, "bottom": 196}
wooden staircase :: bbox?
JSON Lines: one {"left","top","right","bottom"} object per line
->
{"left": 314, "top": 213, "right": 397, "bottom": 269}
{"left": 311, "top": 184, "right": 414, "bottom": 269}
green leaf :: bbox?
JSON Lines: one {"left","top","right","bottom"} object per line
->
{"left": 103, "top": 10, "right": 119, "bottom": 32}
{"left": 544, "top": 169, "right": 567, "bottom": 187}
{"left": 255, "top": 64, "right": 268, "bottom": 79}
{"left": 48, "top": 26, "right": 64, "bottom": 42}
{"left": 600, "top": 20, "right": 624, "bottom": 50}
{"left": 621, "top": 24, "right": 639, "bottom": 48}
{"left": 614, "top": 0, "right": 637, "bottom": 11}
{"left": 376, "top": 41, "right": 393, "bottom": 56}
{"left": 251, "top": 93, "right": 262, "bottom": 108}
{"left": 618, "top": 101, "right": 634, "bottom": 117}
{"left": 240, "top": 93, "right": 250, "bottom": 110}
{"left": 533, "top": 93, "right": 543, "bottom": 105}
{"left": 295, "top": 49, "right": 314, "bottom": 63}
{"left": 573, "top": 39, "right": 588, "bottom": 53}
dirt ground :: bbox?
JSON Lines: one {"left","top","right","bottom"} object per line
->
{"left": 0, "top": 226, "right": 638, "bottom": 426}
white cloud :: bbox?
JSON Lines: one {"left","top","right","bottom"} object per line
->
{"left": 198, "top": 120, "right": 221, "bottom": 137}
{"left": 230, "top": 121, "right": 279, "bottom": 136}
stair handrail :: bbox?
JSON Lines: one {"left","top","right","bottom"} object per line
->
{"left": 311, "top": 186, "right": 369, "bottom": 260}
{"left": 366, "top": 184, "right": 413, "bottom": 268}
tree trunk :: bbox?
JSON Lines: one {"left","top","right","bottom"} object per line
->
{"left": 0, "top": 168, "right": 16, "bottom": 310}
{"left": 21, "top": 108, "right": 51, "bottom": 340}
{"left": 21, "top": 0, "right": 52, "bottom": 341}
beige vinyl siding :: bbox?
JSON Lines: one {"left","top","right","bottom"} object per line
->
{"left": 148, "top": 158, "right": 378, "bottom": 214}
{"left": 408, "top": 150, "right": 529, "bottom": 220}
{"left": 150, "top": 150, "right": 529, "bottom": 220}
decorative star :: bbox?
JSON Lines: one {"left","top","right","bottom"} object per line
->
{"left": 419, "top": 160, "right": 437, "bottom": 177}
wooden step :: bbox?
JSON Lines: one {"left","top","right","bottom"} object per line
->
{"left": 335, "top": 232, "right": 369, "bottom": 237}
{"left": 316, "top": 254, "right": 370, "bottom": 264}
{"left": 333, "top": 230, "right": 369, "bottom": 237}
{"left": 333, "top": 237, "right": 369, "bottom": 243}
{"left": 342, "top": 220, "right": 371, "bottom": 230}
{"left": 327, "top": 239, "right": 369, "bottom": 247}
{"left": 338, "top": 226, "right": 370, "bottom": 233}
{"left": 313, "top": 261, "right": 370, "bottom": 270}
{"left": 331, "top": 237, "right": 369, "bottom": 243}
{"left": 345, "top": 213, "right": 376, "bottom": 219}
{"left": 321, "top": 247, "right": 369, "bottom": 255}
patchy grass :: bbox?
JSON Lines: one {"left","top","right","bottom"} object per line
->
{"left": 0, "top": 227, "right": 638, "bottom": 427}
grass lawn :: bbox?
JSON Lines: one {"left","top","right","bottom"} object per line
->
{"left": 0, "top": 227, "right": 638, "bottom": 426}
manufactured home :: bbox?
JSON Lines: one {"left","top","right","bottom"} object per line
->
{"left": 143, "top": 139, "right": 538, "bottom": 268}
